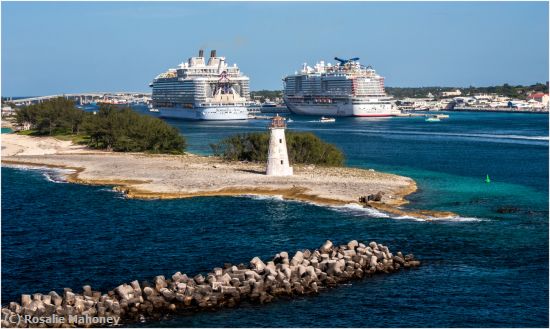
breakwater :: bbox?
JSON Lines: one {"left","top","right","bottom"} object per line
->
{"left": 1, "top": 240, "right": 420, "bottom": 327}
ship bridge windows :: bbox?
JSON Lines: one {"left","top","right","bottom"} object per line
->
{"left": 321, "top": 81, "right": 328, "bottom": 93}
{"left": 294, "top": 77, "right": 302, "bottom": 94}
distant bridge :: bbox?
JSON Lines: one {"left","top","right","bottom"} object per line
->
{"left": 8, "top": 92, "right": 151, "bottom": 106}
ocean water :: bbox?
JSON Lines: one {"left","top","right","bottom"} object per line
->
{"left": 2, "top": 111, "right": 548, "bottom": 327}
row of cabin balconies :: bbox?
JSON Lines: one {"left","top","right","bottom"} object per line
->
{"left": 284, "top": 90, "right": 387, "bottom": 97}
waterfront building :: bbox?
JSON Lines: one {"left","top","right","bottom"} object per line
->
{"left": 527, "top": 92, "right": 549, "bottom": 105}
{"left": 266, "top": 115, "right": 293, "bottom": 176}
{"left": 1, "top": 105, "right": 15, "bottom": 117}
{"left": 441, "top": 89, "right": 462, "bottom": 97}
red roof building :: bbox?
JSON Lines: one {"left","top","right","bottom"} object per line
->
{"left": 527, "top": 93, "right": 549, "bottom": 103}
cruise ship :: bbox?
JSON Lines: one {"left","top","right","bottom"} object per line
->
{"left": 150, "top": 50, "right": 250, "bottom": 120}
{"left": 283, "top": 57, "right": 400, "bottom": 117}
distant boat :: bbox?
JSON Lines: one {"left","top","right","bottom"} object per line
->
{"left": 262, "top": 101, "right": 278, "bottom": 108}
{"left": 435, "top": 114, "right": 449, "bottom": 119}
{"left": 425, "top": 116, "right": 440, "bottom": 122}
{"left": 149, "top": 108, "right": 160, "bottom": 113}
{"left": 485, "top": 175, "right": 491, "bottom": 183}
{"left": 287, "top": 118, "right": 294, "bottom": 123}
{"left": 320, "top": 116, "right": 336, "bottom": 123}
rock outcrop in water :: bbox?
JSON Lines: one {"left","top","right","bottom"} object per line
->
{"left": 1, "top": 240, "right": 420, "bottom": 327}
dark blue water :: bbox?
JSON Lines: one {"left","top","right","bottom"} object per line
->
{"left": 2, "top": 111, "right": 548, "bottom": 327}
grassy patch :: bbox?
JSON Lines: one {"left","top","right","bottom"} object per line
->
{"left": 16, "top": 130, "right": 37, "bottom": 136}
{"left": 53, "top": 134, "right": 90, "bottom": 145}
{"left": 16, "top": 130, "right": 90, "bottom": 145}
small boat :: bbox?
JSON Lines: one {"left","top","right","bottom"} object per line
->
{"left": 149, "top": 108, "right": 160, "bottom": 113}
{"left": 425, "top": 116, "right": 440, "bottom": 122}
{"left": 435, "top": 114, "right": 449, "bottom": 119}
{"left": 320, "top": 116, "right": 336, "bottom": 123}
{"left": 485, "top": 174, "right": 491, "bottom": 183}
{"left": 287, "top": 118, "right": 294, "bottom": 123}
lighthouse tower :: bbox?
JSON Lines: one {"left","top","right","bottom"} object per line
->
{"left": 266, "top": 115, "right": 293, "bottom": 176}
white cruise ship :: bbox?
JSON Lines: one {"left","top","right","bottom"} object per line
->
{"left": 283, "top": 57, "right": 400, "bottom": 117}
{"left": 150, "top": 50, "right": 250, "bottom": 120}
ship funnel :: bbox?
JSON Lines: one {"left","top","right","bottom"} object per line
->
{"left": 210, "top": 50, "right": 217, "bottom": 58}
{"left": 198, "top": 49, "right": 204, "bottom": 57}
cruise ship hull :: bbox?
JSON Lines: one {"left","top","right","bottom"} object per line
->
{"left": 159, "top": 106, "right": 248, "bottom": 120}
{"left": 284, "top": 99, "right": 401, "bottom": 117}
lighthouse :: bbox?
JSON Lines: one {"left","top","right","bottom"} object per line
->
{"left": 266, "top": 115, "right": 293, "bottom": 176}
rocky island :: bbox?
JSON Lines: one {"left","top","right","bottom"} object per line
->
{"left": 1, "top": 133, "right": 454, "bottom": 219}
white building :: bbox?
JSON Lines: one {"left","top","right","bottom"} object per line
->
{"left": 453, "top": 96, "right": 476, "bottom": 105}
{"left": 527, "top": 93, "right": 549, "bottom": 105}
{"left": 1, "top": 105, "right": 15, "bottom": 117}
{"left": 441, "top": 89, "right": 462, "bottom": 97}
{"left": 266, "top": 115, "right": 293, "bottom": 176}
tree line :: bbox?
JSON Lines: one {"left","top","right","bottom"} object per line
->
{"left": 249, "top": 83, "right": 549, "bottom": 100}
{"left": 387, "top": 83, "right": 548, "bottom": 99}
{"left": 250, "top": 90, "right": 283, "bottom": 102}
{"left": 210, "top": 131, "right": 345, "bottom": 167}
{"left": 14, "top": 98, "right": 186, "bottom": 154}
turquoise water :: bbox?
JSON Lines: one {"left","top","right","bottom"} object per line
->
{"left": 1, "top": 127, "right": 13, "bottom": 134}
{"left": 2, "top": 110, "right": 548, "bottom": 327}
{"left": 159, "top": 110, "right": 548, "bottom": 219}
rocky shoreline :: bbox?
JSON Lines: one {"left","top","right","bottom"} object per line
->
{"left": 2, "top": 134, "right": 457, "bottom": 220}
{"left": 1, "top": 240, "right": 420, "bottom": 328}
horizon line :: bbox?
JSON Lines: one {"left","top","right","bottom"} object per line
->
{"left": 3, "top": 82, "right": 549, "bottom": 98}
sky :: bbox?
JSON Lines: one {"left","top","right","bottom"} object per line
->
{"left": 1, "top": 1, "right": 549, "bottom": 96}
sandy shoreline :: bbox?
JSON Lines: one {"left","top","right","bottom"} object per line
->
{"left": 1, "top": 134, "right": 455, "bottom": 219}
{"left": 1, "top": 117, "right": 16, "bottom": 129}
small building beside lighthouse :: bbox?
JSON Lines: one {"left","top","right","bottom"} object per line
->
{"left": 266, "top": 115, "right": 293, "bottom": 176}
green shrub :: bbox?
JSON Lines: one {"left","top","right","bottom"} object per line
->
{"left": 211, "top": 131, "right": 344, "bottom": 166}
{"left": 82, "top": 106, "right": 186, "bottom": 154}
{"left": 14, "top": 98, "right": 186, "bottom": 154}
{"left": 15, "top": 98, "right": 84, "bottom": 135}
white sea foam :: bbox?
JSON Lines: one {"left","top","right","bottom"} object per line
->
{"left": 244, "top": 194, "right": 285, "bottom": 201}
{"left": 330, "top": 203, "right": 486, "bottom": 223}
{"left": 307, "top": 127, "right": 549, "bottom": 144}
{"left": 96, "top": 187, "right": 127, "bottom": 199}
{"left": 98, "top": 188, "right": 128, "bottom": 199}
{"left": 388, "top": 214, "right": 486, "bottom": 222}
{"left": 41, "top": 171, "right": 68, "bottom": 184}
{"left": 4, "top": 164, "right": 37, "bottom": 171}
{"left": 331, "top": 203, "right": 391, "bottom": 218}
{"left": 99, "top": 188, "right": 116, "bottom": 192}
{"left": 427, "top": 215, "right": 486, "bottom": 222}
{"left": 5, "top": 164, "right": 74, "bottom": 183}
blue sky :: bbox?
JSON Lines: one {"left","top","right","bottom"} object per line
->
{"left": 2, "top": 1, "right": 548, "bottom": 96}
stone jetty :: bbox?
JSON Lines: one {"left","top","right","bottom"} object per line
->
{"left": 1, "top": 240, "right": 420, "bottom": 327}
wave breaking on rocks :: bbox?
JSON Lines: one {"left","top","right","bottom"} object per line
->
{"left": 1, "top": 240, "right": 420, "bottom": 327}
